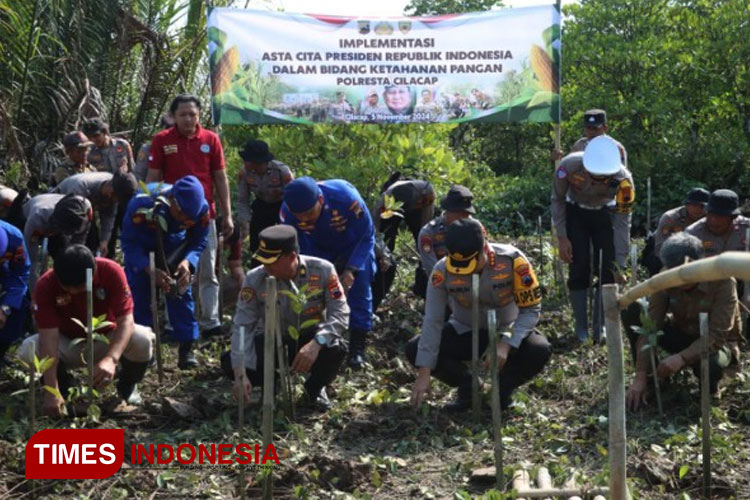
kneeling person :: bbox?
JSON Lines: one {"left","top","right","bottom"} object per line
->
{"left": 408, "top": 218, "right": 551, "bottom": 411}
{"left": 625, "top": 233, "right": 742, "bottom": 410}
{"left": 223, "top": 225, "right": 349, "bottom": 410}
{"left": 18, "top": 245, "right": 154, "bottom": 417}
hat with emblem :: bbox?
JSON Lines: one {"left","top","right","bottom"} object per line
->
{"left": 445, "top": 218, "right": 484, "bottom": 275}
{"left": 50, "top": 194, "right": 91, "bottom": 236}
{"left": 683, "top": 187, "right": 710, "bottom": 206}
{"left": 81, "top": 118, "right": 108, "bottom": 136}
{"left": 583, "top": 109, "right": 606, "bottom": 128}
{"left": 171, "top": 175, "right": 206, "bottom": 220}
{"left": 283, "top": 176, "right": 322, "bottom": 214}
{"left": 254, "top": 225, "right": 299, "bottom": 264}
{"left": 62, "top": 131, "right": 94, "bottom": 149}
{"left": 440, "top": 184, "right": 475, "bottom": 214}
{"left": 705, "top": 189, "right": 740, "bottom": 216}
{"left": 239, "top": 139, "right": 274, "bottom": 163}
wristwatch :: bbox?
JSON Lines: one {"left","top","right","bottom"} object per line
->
{"left": 314, "top": 334, "right": 328, "bottom": 347}
{"left": 0, "top": 305, "right": 11, "bottom": 317}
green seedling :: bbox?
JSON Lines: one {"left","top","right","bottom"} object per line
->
{"left": 630, "top": 298, "right": 664, "bottom": 415}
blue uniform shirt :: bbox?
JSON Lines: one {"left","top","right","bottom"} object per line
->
{"left": 121, "top": 183, "right": 210, "bottom": 275}
{"left": 280, "top": 179, "right": 375, "bottom": 274}
{"left": 0, "top": 219, "right": 30, "bottom": 311}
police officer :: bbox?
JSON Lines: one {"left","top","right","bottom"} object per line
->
{"left": 121, "top": 175, "right": 209, "bottom": 369}
{"left": 686, "top": 189, "right": 750, "bottom": 257}
{"left": 552, "top": 136, "right": 635, "bottom": 342}
{"left": 236, "top": 139, "right": 294, "bottom": 266}
{"left": 643, "top": 187, "right": 710, "bottom": 275}
{"left": 281, "top": 177, "right": 375, "bottom": 369}
{"left": 23, "top": 193, "right": 93, "bottom": 291}
{"left": 53, "top": 171, "right": 138, "bottom": 256}
{"left": 82, "top": 118, "right": 135, "bottom": 174}
{"left": 407, "top": 218, "right": 551, "bottom": 411}
{"left": 416, "top": 185, "right": 476, "bottom": 298}
{"left": 569, "top": 109, "right": 628, "bottom": 165}
{"left": 0, "top": 219, "right": 30, "bottom": 366}
{"left": 623, "top": 233, "right": 742, "bottom": 409}
{"left": 18, "top": 245, "right": 154, "bottom": 417}
{"left": 51, "top": 132, "right": 97, "bottom": 187}
{"left": 222, "top": 225, "right": 349, "bottom": 410}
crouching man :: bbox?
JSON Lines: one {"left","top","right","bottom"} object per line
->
{"left": 407, "top": 218, "right": 551, "bottom": 411}
{"left": 18, "top": 245, "right": 154, "bottom": 417}
{"left": 221, "top": 225, "right": 349, "bottom": 411}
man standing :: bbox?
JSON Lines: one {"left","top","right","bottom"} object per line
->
{"left": 50, "top": 132, "right": 97, "bottom": 187}
{"left": 121, "top": 176, "right": 209, "bottom": 369}
{"left": 0, "top": 220, "right": 30, "bottom": 366}
{"left": 552, "top": 136, "right": 635, "bottom": 342}
{"left": 569, "top": 109, "right": 628, "bottom": 165}
{"left": 18, "top": 245, "right": 154, "bottom": 417}
{"left": 222, "top": 225, "right": 349, "bottom": 410}
{"left": 235, "top": 139, "right": 294, "bottom": 266}
{"left": 686, "top": 189, "right": 750, "bottom": 257}
{"left": 281, "top": 177, "right": 375, "bottom": 369}
{"left": 408, "top": 218, "right": 551, "bottom": 411}
{"left": 82, "top": 118, "right": 135, "bottom": 174}
{"left": 624, "top": 233, "right": 742, "bottom": 409}
{"left": 146, "top": 94, "right": 233, "bottom": 338}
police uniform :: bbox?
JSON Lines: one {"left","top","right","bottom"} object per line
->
{"left": 551, "top": 138, "right": 634, "bottom": 341}
{"left": 281, "top": 177, "right": 375, "bottom": 367}
{"left": 222, "top": 226, "right": 350, "bottom": 403}
{"left": 120, "top": 176, "right": 209, "bottom": 346}
{"left": 406, "top": 218, "right": 551, "bottom": 409}
{"left": 686, "top": 190, "right": 750, "bottom": 257}
{"left": 88, "top": 137, "right": 135, "bottom": 174}
{"left": 0, "top": 220, "right": 31, "bottom": 358}
{"left": 23, "top": 193, "right": 92, "bottom": 291}
{"left": 569, "top": 109, "right": 628, "bottom": 166}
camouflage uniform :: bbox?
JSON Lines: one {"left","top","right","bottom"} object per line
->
{"left": 50, "top": 160, "right": 96, "bottom": 187}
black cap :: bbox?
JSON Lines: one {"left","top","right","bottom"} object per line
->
{"left": 440, "top": 184, "right": 475, "bottom": 214}
{"left": 81, "top": 118, "right": 108, "bottom": 136}
{"left": 50, "top": 194, "right": 91, "bottom": 236}
{"left": 112, "top": 172, "right": 138, "bottom": 203}
{"left": 62, "top": 131, "right": 93, "bottom": 149}
{"left": 445, "top": 218, "right": 484, "bottom": 275}
{"left": 683, "top": 187, "right": 710, "bottom": 206}
{"left": 583, "top": 109, "right": 606, "bottom": 128}
{"left": 706, "top": 189, "right": 740, "bottom": 216}
{"left": 253, "top": 225, "right": 299, "bottom": 264}
{"left": 239, "top": 139, "right": 274, "bottom": 163}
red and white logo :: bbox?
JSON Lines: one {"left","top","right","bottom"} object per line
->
{"left": 25, "top": 429, "right": 124, "bottom": 479}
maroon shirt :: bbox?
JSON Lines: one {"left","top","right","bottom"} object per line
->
{"left": 148, "top": 124, "right": 225, "bottom": 217}
{"left": 34, "top": 258, "right": 133, "bottom": 339}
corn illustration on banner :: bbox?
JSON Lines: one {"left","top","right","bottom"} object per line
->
{"left": 207, "top": 6, "right": 560, "bottom": 125}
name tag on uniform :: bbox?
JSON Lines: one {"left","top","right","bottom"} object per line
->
{"left": 163, "top": 144, "right": 178, "bottom": 155}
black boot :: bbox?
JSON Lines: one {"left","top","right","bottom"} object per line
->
{"left": 178, "top": 341, "right": 198, "bottom": 370}
{"left": 347, "top": 329, "right": 367, "bottom": 370}
{"left": 117, "top": 358, "right": 149, "bottom": 405}
{"left": 300, "top": 381, "right": 332, "bottom": 411}
{"left": 443, "top": 379, "right": 472, "bottom": 412}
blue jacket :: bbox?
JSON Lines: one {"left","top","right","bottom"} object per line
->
{"left": 0, "top": 219, "right": 30, "bottom": 311}
{"left": 281, "top": 179, "right": 375, "bottom": 273}
{"left": 121, "top": 183, "right": 209, "bottom": 275}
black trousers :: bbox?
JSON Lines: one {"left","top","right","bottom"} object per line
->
{"left": 566, "top": 202, "right": 615, "bottom": 290}
{"left": 249, "top": 199, "right": 283, "bottom": 268}
{"left": 221, "top": 330, "right": 347, "bottom": 398}
{"left": 405, "top": 324, "right": 551, "bottom": 398}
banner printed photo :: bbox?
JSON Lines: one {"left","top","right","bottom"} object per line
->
{"left": 207, "top": 7, "right": 560, "bottom": 125}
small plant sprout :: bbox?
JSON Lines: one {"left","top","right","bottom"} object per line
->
{"left": 630, "top": 298, "right": 664, "bottom": 416}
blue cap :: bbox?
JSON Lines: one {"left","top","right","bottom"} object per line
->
{"left": 283, "top": 176, "right": 321, "bottom": 213}
{"left": 0, "top": 225, "right": 7, "bottom": 257}
{"left": 172, "top": 175, "right": 205, "bottom": 219}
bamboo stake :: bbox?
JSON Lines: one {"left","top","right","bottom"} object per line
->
{"left": 513, "top": 469, "right": 530, "bottom": 499}
{"left": 217, "top": 234, "right": 224, "bottom": 321}
{"left": 700, "top": 312, "right": 711, "bottom": 499}
{"left": 648, "top": 343, "right": 664, "bottom": 417}
{"left": 487, "top": 310, "right": 503, "bottom": 491}
{"left": 149, "top": 253, "right": 164, "bottom": 383}
{"left": 619, "top": 252, "right": 750, "bottom": 309}
{"left": 646, "top": 177, "right": 652, "bottom": 233}
{"left": 471, "top": 273, "right": 480, "bottom": 423}
{"left": 603, "top": 284, "right": 629, "bottom": 500}
{"left": 743, "top": 228, "right": 750, "bottom": 323}
{"left": 237, "top": 325, "right": 246, "bottom": 499}
{"left": 274, "top": 322, "right": 294, "bottom": 419}
{"left": 630, "top": 244, "right": 638, "bottom": 287}
{"left": 536, "top": 467, "right": 553, "bottom": 500}
{"left": 513, "top": 488, "right": 610, "bottom": 499}
{"left": 262, "top": 277, "right": 277, "bottom": 500}
{"left": 598, "top": 248, "right": 604, "bottom": 342}
{"left": 29, "top": 355, "right": 36, "bottom": 437}
{"left": 86, "top": 268, "right": 94, "bottom": 404}
{"left": 538, "top": 216, "right": 544, "bottom": 274}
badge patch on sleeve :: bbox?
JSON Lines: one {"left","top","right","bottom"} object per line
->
{"left": 420, "top": 235, "right": 432, "bottom": 254}
{"left": 615, "top": 178, "right": 635, "bottom": 214}
{"left": 240, "top": 287, "right": 255, "bottom": 303}
{"left": 512, "top": 256, "right": 541, "bottom": 307}
{"left": 327, "top": 275, "right": 344, "bottom": 300}
{"left": 556, "top": 166, "right": 568, "bottom": 179}
{"left": 431, "top": 269, "right": 444, "bottom": 288}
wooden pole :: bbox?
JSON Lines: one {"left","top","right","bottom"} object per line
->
{"left": 699, "top": 312, "right": 711, "bottom": 498}
{"left": 538, "top": 216, "right": 544, "bottom": 274}
{"left": 237, "top": 325, "right": 246, "bottom": 500}
{"left": 514, "top": 487, "right": 610, "bottom": 499}
{"left": 512, "top": 469, "right": 530, "bottom": 500}
{"left": 646, "top": 177, "right": 652, "bottom": 233}
{"left": 630, "top": 244, "right": 638, "bottom": 287}
{"left": 598, "top": 248, "right": 604, "bottom": 342}
{"left": 536, "top": 467, "right": 553, "bottom": 500}
{"left": 149, "top": 252, "right": 164, "bottom": 383}
{"left": 274, "top": 322, "right": 294, "bottom": 419}
{"left": 217, "top": 234, "right": 224, "bottom": 322}
{"left": 487, "top": 310, "right": 503, "bottom": 491}
{"left": 743, "top": 228, "right": 750, "bottom": 323}
{"left": 86, "top": 268, "right": 94, "bottom": 403}
{"left": 262, "top": 277, "right": 277, "bottom": 500}
{"left": 602, "top": 284, "right": 628, "bottom": 500}
{"left": 471, "top": 273, "right": 480, "bottom": 423}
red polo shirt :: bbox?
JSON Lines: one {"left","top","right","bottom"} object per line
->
{"left": 33, "top": 258, "right": 134, "bottom": 339}
{"left": 148, "top": 124, "right": 225, "bottom": 218}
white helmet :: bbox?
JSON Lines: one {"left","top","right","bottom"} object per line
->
{"left": 583, "top": 136, "right": 622, "bottom": 175}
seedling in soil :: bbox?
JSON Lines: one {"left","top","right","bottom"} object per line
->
{"left": 630, "top": 298, "right": 664, "bottom": 416}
